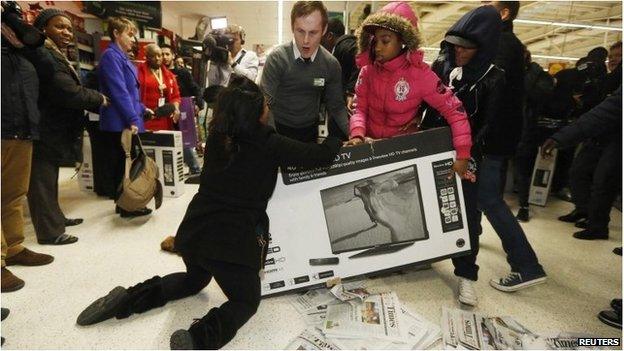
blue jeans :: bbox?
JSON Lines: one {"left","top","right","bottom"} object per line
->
{"left": 454, "top": 155, "right": 546, "bottom": 281}
{"left": 452, "top": 177, "right": 482, "bottom": 281}
{"left": 183, "top": 147, "right": 201, "bottom": 174}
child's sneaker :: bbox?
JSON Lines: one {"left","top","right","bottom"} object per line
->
{"left": 489, "top": 272, "right": 546, "bottom": 292}
{"left": 458, "top": 278, "right": 477, "bottom": 306}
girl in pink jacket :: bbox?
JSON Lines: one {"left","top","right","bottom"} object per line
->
{"left": 348, "top": 2, "right": 473, "bottom": 178}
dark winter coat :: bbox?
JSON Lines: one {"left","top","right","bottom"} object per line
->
{"left": 332, "top": 34, "right": 359, "bottom": 96}
{"left": 544, "top": 68, "right": 581, "bottom": 121}
{"left": 551, "top": 86, "right": 621, "bottom": 148}
{"left": 1, "top": 46, "right": 40, "bottom": 140}
{"left": 603, "top": 64, "right": 622, "bottom": 97}
{"left": 491, "top": 20, "right": 525, "bottom": 156}
{"left": 523, "top": 61, "right": 554, "bottom": 128}
{"left": 425, "top": 6, "right": 506, "bottom": 158}
{"left": 30, "top": 40, "right": 103, "bottom": 162}
{"left": 174, "top": 126, "right": 341, "bottom": 271}
{"left": 171, "top": 65, "right": 203, "bottom": 108}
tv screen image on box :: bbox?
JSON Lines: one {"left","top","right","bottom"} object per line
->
{"left": 320, "top": 165, "right": 428, "bottom": 257}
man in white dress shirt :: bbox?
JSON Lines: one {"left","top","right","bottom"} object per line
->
{"left": 225, "top": 24, "right": 259, "bottom": 82}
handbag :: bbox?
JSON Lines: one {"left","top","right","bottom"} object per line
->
{"left": 115, "top": 129, "right": 163, "bottom": 212}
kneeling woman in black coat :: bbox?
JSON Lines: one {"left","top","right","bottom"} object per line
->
{"left": 76, "top": 75, "right": 342, "bottom": 349}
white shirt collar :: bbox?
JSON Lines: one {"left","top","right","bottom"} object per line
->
{"left": 292, "top": 40, "right": 318, "bottom": 62}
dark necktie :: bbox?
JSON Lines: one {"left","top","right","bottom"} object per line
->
{"left": 301, "top": 57, "right": 311, "bottom": 64}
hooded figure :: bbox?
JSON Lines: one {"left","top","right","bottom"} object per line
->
{"left": 426, "top": 6, "right": 546, "bottom": 306}
{"left": 350, "top": 1, "right": 473, "bottom": 163}
{"left": 426, "top": 5, "right": 505, "bottom": 157}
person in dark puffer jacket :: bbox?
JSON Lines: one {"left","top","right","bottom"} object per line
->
{"left": 514, "top": 48, "right": 554, "bottom": 222}
{"left": 425, "top": 5, "right": 546, "bottom": 305}
{"left": 76, "top": 75, "right": 341, "bottom": 350}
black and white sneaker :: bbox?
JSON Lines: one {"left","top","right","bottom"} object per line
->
{"left": 598, "top": 310, "right": 622, "bottom": 329}
{"left": 489, "top": 272, "right": 547, "bottom": 292}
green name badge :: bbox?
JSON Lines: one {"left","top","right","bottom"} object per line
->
{"left": 313, "top": 78, "right": 325, "bottom": 87}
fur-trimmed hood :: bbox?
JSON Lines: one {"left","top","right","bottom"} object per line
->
{"left": 356, "top": 2, "right": 421, "bottom": 55}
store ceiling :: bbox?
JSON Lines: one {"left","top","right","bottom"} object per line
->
{"left": 415, "top": 1, "right": 622, "bottom": 64}
{"left": 164, "top": 1, "right": 622, "bottom": 65}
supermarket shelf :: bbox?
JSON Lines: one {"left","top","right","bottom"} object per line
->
{"left": 77, "top": 43, "right": 94, "bottom": 53}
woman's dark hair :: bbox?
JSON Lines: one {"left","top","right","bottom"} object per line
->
{"left": 206, "top": 74, "right": 265, "bottom": 170}
{"left": 209, "top": 75, "right": 264, "bottom": 138}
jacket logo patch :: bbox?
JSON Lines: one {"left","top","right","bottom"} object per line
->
{"left": 394, "top": 78, "right": 410, "bottom": 101}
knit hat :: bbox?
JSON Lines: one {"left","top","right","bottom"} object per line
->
{"left": 33, "top": 8, "right": 70, "bottom": 30}
{"left": 357, "top": 2, "right": 421, "bottom": 54}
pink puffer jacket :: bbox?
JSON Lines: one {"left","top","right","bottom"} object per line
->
{"left": 350, "top": 50, "right": 472, "bottom": 159}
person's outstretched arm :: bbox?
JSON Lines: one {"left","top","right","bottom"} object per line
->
{"left": 267, "top": 133, "right": 341, "bottom": 168}
{"left": 542, "top": 86, "right": 622, "bottom": 157}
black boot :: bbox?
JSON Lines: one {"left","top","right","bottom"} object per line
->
{"left": 76, "top": 276, "right": 166, "bottom": 326}
{"left": 76, "top": 286, "right": 129, "bottom": 326}
{"left": 115, "top": 276, "right": 167, "bottom": 319}
{"left": 558, "top": 209, "right": 587, "bottom": 223}
{"left": 187, "top": 308, "right": 233, "bottom": 350}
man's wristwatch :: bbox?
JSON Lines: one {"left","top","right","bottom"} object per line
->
{"left": 231, "top": 62, "right": 238, "bottom": 69}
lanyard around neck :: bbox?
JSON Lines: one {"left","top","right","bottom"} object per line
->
{"left": 151, "top": 67, "right": 165, "bottom": 94}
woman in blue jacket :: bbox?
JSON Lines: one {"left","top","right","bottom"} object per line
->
{"left": 98, "top": 17, "right": 152, "bottom": 218}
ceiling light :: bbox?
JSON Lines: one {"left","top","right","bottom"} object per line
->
{"left": 421, "top": 46, "right": 580, "bottom": 62}
{"left": 532, "top": 54, "right": 579, "bottom": 61}
{"left": 516, "top": 19, "right": 622, "bottom": 32}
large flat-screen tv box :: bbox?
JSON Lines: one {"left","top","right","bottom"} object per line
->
{"left": 261, "top": 127, "right": 470, "bottom": 296}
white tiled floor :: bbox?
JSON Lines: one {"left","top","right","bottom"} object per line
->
{"left": 1, "top": 168, "right": 622, "bottom": 349}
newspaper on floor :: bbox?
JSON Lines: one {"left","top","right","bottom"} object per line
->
{"left": 322, "top": 291, "right": 408, "bottom": 342}
{"left": 291, "top": 289, "right": 342, "bottom": 327}
{"left": 329, "top": 282, "right": 371, "bottom": 302}
{"left": 442, "top": 308, "right": 603, "bottom": 350}
{"left": 483, "top": 317, "right": 606, "bottom": 350}
{"left": 292, "top": 289, "right": 338, "bottom": 315}
{"left": 285, "top": 328, "right": 340, "bottom": 350}
{"left": 442, "top": 307, "right": 499, "bottom": 350}
{"left": 327, "top": 305, "right": 442, "bottom": 350}
{"left": 401, "top": 305, "right": 442, "bottom": 349}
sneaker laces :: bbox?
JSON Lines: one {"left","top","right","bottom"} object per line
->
{"left": 500, "top": 272, "right": 521, "bottom": 284}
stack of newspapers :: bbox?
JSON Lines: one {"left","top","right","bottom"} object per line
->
{"left": 286, "top": 282, "right": 441, "bottom": 350}
{"left": 441, "top": 307, "right": 599, "bottom": 350}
